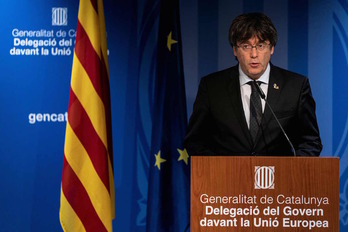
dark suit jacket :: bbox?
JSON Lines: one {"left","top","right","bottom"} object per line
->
{"left": 184, "top": 64, "right": 322, "bottom": 156}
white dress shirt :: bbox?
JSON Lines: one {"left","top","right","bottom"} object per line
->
{"left": 239, "top": 63, "right": 270, "bottom": 129}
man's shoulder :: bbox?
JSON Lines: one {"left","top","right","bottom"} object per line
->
{"left": 271, "top": 64, "right": 307, "bottom": 82}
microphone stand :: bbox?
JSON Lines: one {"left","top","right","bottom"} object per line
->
{"left": 253, "top": 80, "right": 296, "bottom": 156}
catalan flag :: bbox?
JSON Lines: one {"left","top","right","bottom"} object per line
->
{"left": 59, "top": 0, "right": 114, "bottom": 231}
{"left": 146, "top": 0, "right": 190, "bottom": 231}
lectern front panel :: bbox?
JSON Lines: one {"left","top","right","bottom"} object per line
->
{"left": 191, "top": 156, "right": 339, "bottom": 232}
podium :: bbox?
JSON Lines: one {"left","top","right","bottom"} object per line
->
{"left": 191, "top": 156, "right": 339, "bottom": 231}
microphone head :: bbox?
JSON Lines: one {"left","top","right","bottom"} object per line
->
{"left": 253, "top": 80, "right": 266, "bottom": 99}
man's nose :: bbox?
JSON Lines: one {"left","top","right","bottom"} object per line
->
{"left": 250, "top": 47, "right": 258, "bottom": 58}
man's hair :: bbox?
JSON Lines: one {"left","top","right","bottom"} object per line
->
{"left": 229, "top": 12, "right": 278, "bottom": 47}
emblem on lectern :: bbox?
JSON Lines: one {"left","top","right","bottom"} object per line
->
{"left": 52, "top": 8, "right": 68, "bottom": 26}
{"left": 254, "top": 166, "right": 275, "bottom": 189}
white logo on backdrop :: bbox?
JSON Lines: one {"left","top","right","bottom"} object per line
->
{"left": 52, "top": 8, "right": 68, "bottom": 26}
{"left": 254, "top": 166, "right": 275, "bottom": 189}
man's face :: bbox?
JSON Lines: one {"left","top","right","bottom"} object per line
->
{"left": 233, "top": 37, "right": 274, "bottom": 80}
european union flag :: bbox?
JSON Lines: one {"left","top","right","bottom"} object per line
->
{"left": 146, "top": 0, "right": 190, "bottom": 231}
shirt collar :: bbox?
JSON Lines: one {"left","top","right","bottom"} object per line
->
{"left": 239, "top": 63, "right": 270, "bottom": 86}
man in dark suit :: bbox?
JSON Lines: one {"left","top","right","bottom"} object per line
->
{"left": 184, "top": 12, "right": 322, "bottom": 156}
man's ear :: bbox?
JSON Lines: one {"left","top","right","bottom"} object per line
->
{"left": 233, "top": 46, "right": 237, "bottom": 56}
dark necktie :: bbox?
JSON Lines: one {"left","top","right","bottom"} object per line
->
{"left": 249, "top": 81, "right": 262, "bottom": 142}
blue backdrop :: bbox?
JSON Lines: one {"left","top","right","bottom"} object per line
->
{"left": 0, "top": 0, "right": 347, "bottom": 231}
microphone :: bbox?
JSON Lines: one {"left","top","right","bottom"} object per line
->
{"left": 253, "top": 80, "right": 296, "bottom": 156}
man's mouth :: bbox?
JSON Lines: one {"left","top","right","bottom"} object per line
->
{"left": 250, "top": 63, "right": 260, "bottom": 68}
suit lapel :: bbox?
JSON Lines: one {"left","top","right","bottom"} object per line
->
{"left": 227, "top": 66, "right": 254, "bottom": 147}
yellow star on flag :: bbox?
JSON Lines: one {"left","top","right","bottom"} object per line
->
{"left": 177, "top": 148, "right": 189, "bottom": 165}
{"left": 167, "top": 31, "right": 177, "bottom": 51}
{"left": 154, "top": 150, "right": 166, "bottom": 170}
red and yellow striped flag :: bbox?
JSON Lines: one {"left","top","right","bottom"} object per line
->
{"left": 60, "top": 0, "right": 114, "bottom": 231}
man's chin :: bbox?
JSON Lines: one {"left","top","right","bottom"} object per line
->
{"left": 248, "top": 73, "right": 262, "bottom": 80}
